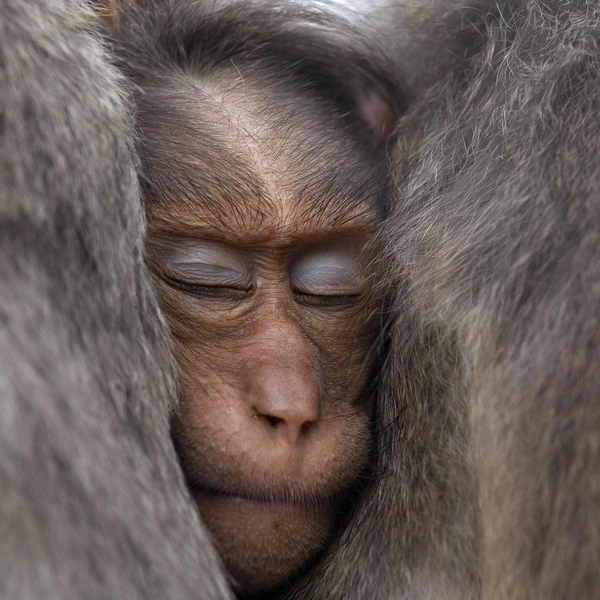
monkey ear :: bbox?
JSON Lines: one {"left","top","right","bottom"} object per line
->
{"left": 358, "top": 93, "right": 397, "bottom": 144}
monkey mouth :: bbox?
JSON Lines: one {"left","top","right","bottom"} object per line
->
{"left": 190, "top": 482, "right": 338, "bottom": 511}
{"left": 190, "top": 482, "right": 338, "bottom": 592}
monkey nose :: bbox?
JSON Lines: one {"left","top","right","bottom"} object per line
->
{"left": 249, "top": 362, "right": 321, "bottom": 445}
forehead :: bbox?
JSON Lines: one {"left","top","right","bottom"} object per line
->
{"left": 139, "top": 73, "right": 387, "bottom": 243}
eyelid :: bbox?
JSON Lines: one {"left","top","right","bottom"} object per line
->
{"left": 171, "top": 263, "right": 250, "bottom": 287}
{"left": 147, "top": 237, "right": 250, "bottom": 286}
{"left": 290, "top": 246, "right": 364, "bottom": 296}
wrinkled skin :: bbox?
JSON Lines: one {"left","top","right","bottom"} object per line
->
{"left": 143, "top": 75, "right": 386, "bottom": 591}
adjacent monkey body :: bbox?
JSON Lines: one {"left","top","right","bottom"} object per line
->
{"left": 390, "top": 3, "right": 600, "bottom": 597}
{"left": 0, "top": 0, "right": 230, "bottom": 598}
{"left": 293, "top": 1, "right": 600, "bottom": 599}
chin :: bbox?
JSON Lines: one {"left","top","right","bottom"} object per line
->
{"left": 193, "top": 489, "right": 334, "bottom": 590}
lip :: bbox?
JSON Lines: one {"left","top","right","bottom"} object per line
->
{"left": 191, "top": 483, "right": 337, "bottom": 591}
{"left": 191, "top": 483, "right": 333, "bottom": 511}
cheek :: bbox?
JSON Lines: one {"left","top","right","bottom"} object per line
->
{"left": 303, "top": 306, "right": 381, "bottom": 404}
{"left": 156, "top": 281, "right": 246, "bottom": 344}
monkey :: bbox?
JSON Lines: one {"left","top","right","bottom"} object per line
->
{"left": 7, "top": 0, "right": 599, "bottom": 599}
{"left": 0, "top": 0, "right": 231, "bottom": 598}
{"left": 280, "top": 0, "right": 600, "bottom": 598}
{"left": 100, "top": 1, "right": 403, "bottom": 594}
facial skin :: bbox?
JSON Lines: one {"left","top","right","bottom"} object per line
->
{"left": 143, "top": 73, "right": 386, "bottom": 591}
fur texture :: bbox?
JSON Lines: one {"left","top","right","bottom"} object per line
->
{"left": 290, "top": 0, "right": 600, "bottom": 598}
{"left": 0, "top": 0, "right": 230, "bottom": 598}
{"left": 4, "top": 0, "right": 599, "bottom": 598}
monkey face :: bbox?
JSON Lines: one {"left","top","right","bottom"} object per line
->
{"left": 142, "top": 76, "right": 386, "bottom": 592}
{"left": 147, "top": 234, "right": 379, "bottom": 590}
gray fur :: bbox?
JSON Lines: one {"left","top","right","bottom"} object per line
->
{"left": 0, "top": 0, "right": 230, "bottom": 598}
{"left": 289, "top": 0, "right": 600, "bottom": 598}
{"left": 4, "top": 0, "right": 599, "bottom": 599}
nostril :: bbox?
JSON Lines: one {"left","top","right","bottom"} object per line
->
{"left": 250, "top": 404, "right": 319, "bottom": 445}
{"left": 251, "top": 410, "right": 284, "bottom": 427}
{"left": 300, "top": 421, "right": 314, "bottom": 436}
{"left": 266, "top": 415, "right": 283, "bottom": 427}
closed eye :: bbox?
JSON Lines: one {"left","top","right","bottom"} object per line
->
{"left": 146, "top": 237, "right": 252, "bottom": 298}
{"left": 165, "top": 275, "right": 252, "bottom": 299}
{"left": 290, "top": 245, "right": 364, "bottom": 302}
{"left": 171, "top": 262, "right": 251, "bottom": 289}
{"left": 292, "top": 265, "right": 361, "bottom": 295}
